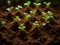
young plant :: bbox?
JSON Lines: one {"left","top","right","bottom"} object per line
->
{"left": 43, "top": 2, "right": 51, "bottom": 8}
{"left": 24, "top": 1, "right": 31, "bottom": 8}
{"left": 14, "top": 16, "right": 21, "bottom": 22}
{"left": 42, "top": 11, "right": 53, "bottom": 26}
{"left": 15, "top": 5, "right": 22, "bottom": 11}
{"left": 7, "top": 0, "right": 11, "bottom": 5}
{"left": 33, "top": 21, "right": 39, "bottom": 27}
{"left": 6, "top": 7, "right": 14, "bottom": 12}
{"left": 34, "top": 2, "right": 41, "bottom": 8}
{"left": 18, "top": 24, "right": 25, "bottom": 30}
{"left": 24, "top": 13, "right": 31, "bottom": 20}
{"left": 48, "top": 11, "right": 54, "bottom": 19}
{"left": 42, "top": 12, "right": 50, "bottom": 21}
{"left": 0, "top": 20, "right": 6, "bottom": 26}
{"left": 30, "top": 9, "right": 37, "bottom": 16}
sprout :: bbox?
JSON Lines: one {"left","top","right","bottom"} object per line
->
{"left": 24, "top": 1, "right": 31, "bottom": 8}
{"left": 18, "top": 24, "right": 25, "bottom": 30}
{"left": 48, "top": 11, "right": 53, "bottom": 15}
{"left": 6, "top": 7, "right": 14, "bottom": 12}
{"left": 24, "top": 13, "right": 31, "bottom": 20}
{"left": 30, "top": 9, "right": 37, "bottom": 16}
{"left": 42, "top": 12, "right": 50, "bottom": 21}
{"left": 0, "top": 21, "right": 6, "bottom": 26}
{"left": 48, "top": 11, "right": 54, "bottom": 19}
{"left": 33, "top": 21, "right": 39, "bottom": 27}
{"left": 42, "top": 11, "right": 54, "bottom": 26}
{"left": 15, "top": 5, "right": 22, "bottom": 11}
{"left": 7, "top": 0, "right": 11, "bottom": 5}
{"left": 43, "top": 2, "right": 51, "bottom": 8}
{"left": 42, "top": 12, "right": 46, "bottom": 16}
{"left": 14, "top": 16, "right": 21, "bottom": 22}
{"left": 34, "top": 2, "right": 41, "bottom": 8}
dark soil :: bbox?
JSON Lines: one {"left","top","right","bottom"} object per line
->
{"left": 0, "top": 4, "right": 60, "bottom": 45}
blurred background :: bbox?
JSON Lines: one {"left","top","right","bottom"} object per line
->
{"left": 0, "top": 0, "right": 60, "bottom": 5}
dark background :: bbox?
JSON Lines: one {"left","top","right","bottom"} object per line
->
{"left": 0, "top": 0, "right": 60, "bottom": 5}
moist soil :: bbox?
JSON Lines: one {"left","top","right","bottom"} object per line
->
{"left": 0, "top": 4, "right": 60, "bottom": 45}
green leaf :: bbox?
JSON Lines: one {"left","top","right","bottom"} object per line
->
{"left": 0, "top": 21, "right": 6, "bottom": 25}
{"left": 14, "top": 16, "right": 21, "bottom": 22}
{"left": 24, "top": 1, "right": 31, "bottom": 7}
{"left": 33, "top": 21, "right": 39, "bottom": 27}
{"left": 30, "top": 9, "right": 37, "bottom": 16}
{"left": 15, "top": 5, "right": 22, "bottom": 11}
{"left": 18, "top": 24, "right": 25, "bottom": 30}
{"left": 6, "top": 7, "right": 14, "bottom": 12}
{"left": 24, "top": 13, "right": 31, "bottom": 20}
{"left": 34, "top": 2, "right": 41, "bottom": 8}
{"left": 43, "top": 2, "right": 51, "bottom": 8}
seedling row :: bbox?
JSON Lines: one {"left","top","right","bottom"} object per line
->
{"left": 0, "top": 1, "right": 54, "bottom": 31}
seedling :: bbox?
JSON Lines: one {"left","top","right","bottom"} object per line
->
{"left": 24, "top": 1, "right": 31, "bottom": 8}
{"left": 0, "top": 20, "right": 6, "bottom": 26}
{"left": 15, "top": 5, "right": 22, "bottom": 11}
{"left": 34, "top": 2, "right": 41, "bottom": 8}
{"left": 24, "top": 13, "right": 31, "bottom": 20}
{"left": 42, "top": 12, "right": 50, "bottom": 21}
{"left": 33, "top": 21, "right": 39, "bottom": 27}
{"left": 14, "top": 16, "right": 21, "bottom": 22}
{"left": 30, "top": 9, "right": 37, "bottom": 16}
{"left": 18, "top": 24, "right": 25, "bottom": 30}
{"left": 42, "top": 11, "right": 54, "bottom": 26}
{"left": 43, "top": 2, "right": 51, "bottom": 8}
{"left": 6, "top": 7, "right": 14, "bottom": 12}
{"left": 48, "top": 11, "right": 54, "bottom": 19}
{"left": 7, "top": 0, "right": 11, "bottom": 5}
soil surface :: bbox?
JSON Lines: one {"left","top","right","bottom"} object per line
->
{"left": 0, "top": 4, "right": 60, "bottom": 45}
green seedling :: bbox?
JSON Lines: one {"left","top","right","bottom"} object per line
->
{"left": 34, "top": 2, "right": 41, "bottom": 8}
{"left": 24, "top": 1, "right": 31, "bottom": 8}
{"left": 30, "top": 9, "right": 37, "bottom": 16}
{"left": 18, "top": 24, "right": 25, "bottom": 30}
{"left": 0, "top": 21, "right": 6, "bottom": 26}
{"left": 43, "top": 2, "right": 51, "bottom": 8}
{"left": 48, "top": 11, "right": 54, "bottom": 19}
{"left": 33, "top": 21, "right": 39, "bottom": 27}
{"left": 15, "top": 5, "right": 22, "bottom": 11}
{"left": 42, "top": 12, "right": 50, "bottom": 21}
{"left": 24, "top": 13, "right": 31, "bottom": 20}
{"left": 6, "top": 7, "right": 14, "bottom": 12}
{"left": 14, "top": 16, "right": 21, "bottom": 22}
{"left": 7, "top": 0, "right": 11, "bottom": 5}
{"left": 42, "top": 11, "right": 53, "bottom": 26}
